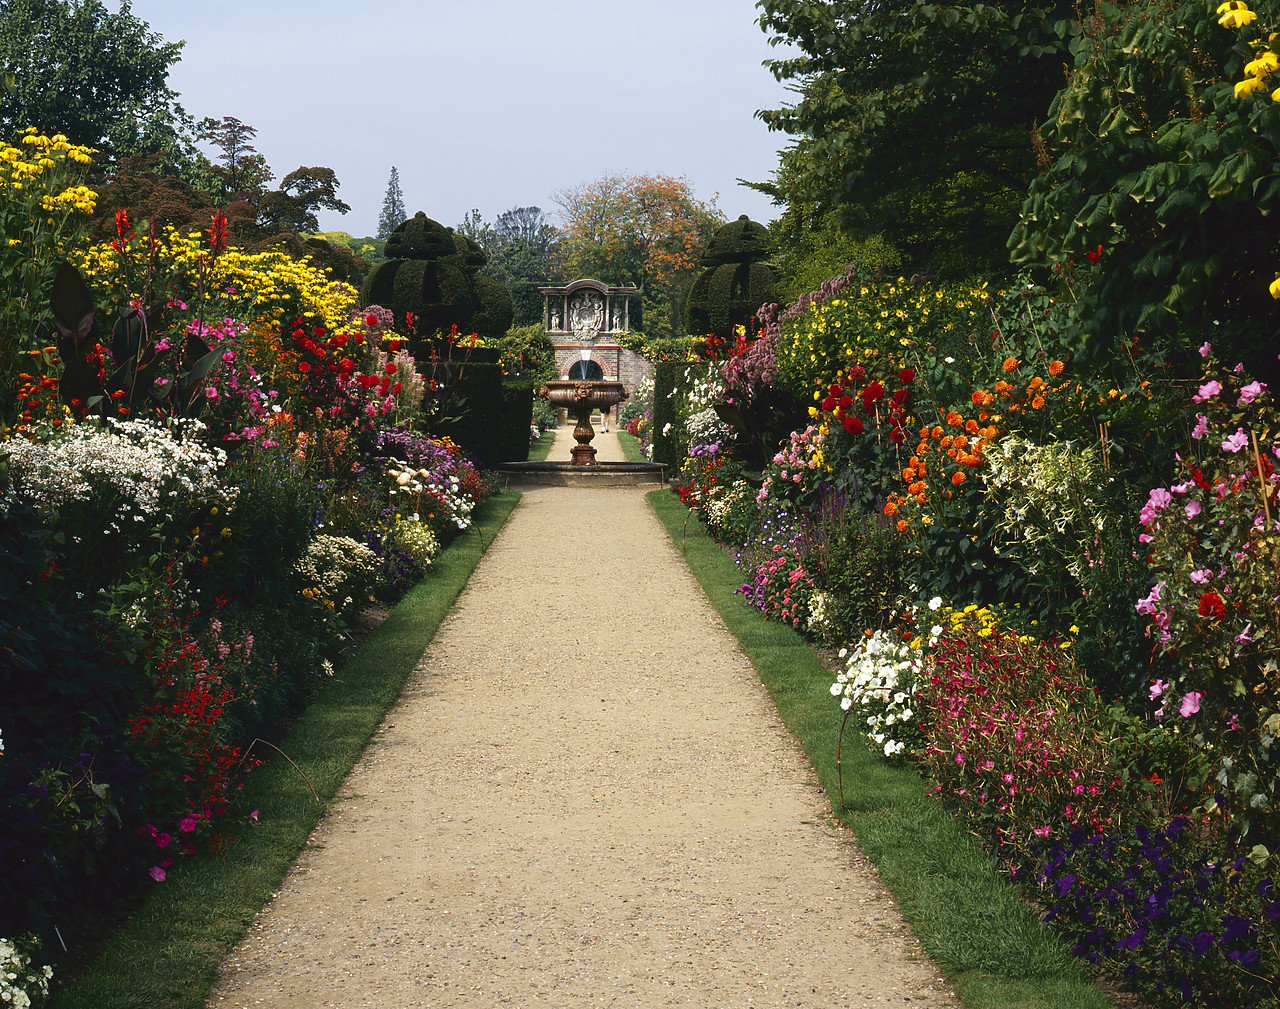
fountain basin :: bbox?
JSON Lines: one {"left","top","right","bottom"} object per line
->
{"left": 542, "top": 379, "right": 629, "bottom": 466}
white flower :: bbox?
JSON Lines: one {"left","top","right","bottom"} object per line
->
{"left": 928, "top": 596, "right": 942, "bottom": 610}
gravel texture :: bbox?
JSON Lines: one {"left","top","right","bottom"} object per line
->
{"left": 207, "top": 428, "right": 960, "bottom": 1008}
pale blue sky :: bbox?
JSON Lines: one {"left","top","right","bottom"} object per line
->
{"left": 119, "top": 0, "right": 793, "bottom": 237}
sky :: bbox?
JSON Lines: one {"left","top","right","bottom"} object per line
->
{"left": 119, "top": 0, "right": 796, "bottom": 238}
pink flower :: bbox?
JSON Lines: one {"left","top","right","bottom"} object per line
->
{"left": 179, "top": 815, "right": 199, "bottom": 833}
{"left": 1192, "top": 380, "right": 1221, "bottom": 403}
{"left": 1222, "top": 428, "right": 1249, "bottom": 453}
{"left": 1179, "top": 691, "right": 1203, "bottom": 717}
{"left": 154, "top": 832, "right": 171, "bottom": 848}
{"left": 1149, "top": 679, "right": 1168, "bottom": 700}
{"left": 149, "top": 866, "right": 166, "bottom": 882}
{"left": 1191, "top": 414, "right": 1209, "bottom": 440}
{"left": 1185, "top": 499, "right": 1202, "bottom": 520}
{"left": 1189, "top": 568, "right": 1211, "bottom": 584}
{"left": 1199, "top": 342, "right": 1212, "bottom": 358}
{"left": 1239, "top": 380, "right": 1266, "bottom": 406}
{"left": 249, "top": 810, "right": 260, "bottom": 823}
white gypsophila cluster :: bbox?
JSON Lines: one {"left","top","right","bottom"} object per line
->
{"left": 295, "top": 534, "right": 377, "bottom": 598}
{"left": 0, "top": 936, "right": 51, "bottom": 1009}
{"left": 686, "top": 406, "right": 729, "bottom": 446}
{"left": 985, "top": 436, "right": 1112, "bottom": 578}
{"left": 830, "top": 603, "right": 943, "bottom": 758}
{"left": 703, "top": 478, "right": 748, "bottom": 532}
{"left": 2, "top": 417, "right": 227, "bottom": 533}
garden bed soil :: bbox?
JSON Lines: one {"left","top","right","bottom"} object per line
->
{"left": 207, "top": 428, "right": 963, "bottom": 1007}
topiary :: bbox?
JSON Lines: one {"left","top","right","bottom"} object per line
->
{"left": 358, "top": 211, "right": 513, "bottom": 351}
{"left": 683, "top": 215, "right": 777, "bottom": 340}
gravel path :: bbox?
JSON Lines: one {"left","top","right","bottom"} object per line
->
{"left": 208, "top": 427, "right": 960, "bottom": 1008}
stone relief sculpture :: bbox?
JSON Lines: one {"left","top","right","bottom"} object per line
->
{"left": 569, "top": 290, "right": 605, "bottom": 340}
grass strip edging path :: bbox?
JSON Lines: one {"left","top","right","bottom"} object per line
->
{"left": 50, "top": 490, "right": 521, "bottom": 1009}
{"left": 645, "top": 489, "right": 1114, "bottom": 1009}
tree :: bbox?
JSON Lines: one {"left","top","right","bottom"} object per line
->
{"left": 256, "top": 166, "right": 350, "bottom": 236}
{"left": 0, "top": 0, "right": 194, "bottom": 166}
{"left": 377, "top": 166, "right": 406, "bottom": 239}
{"left": 196, "top": 116, "right": 273, "bottom": 205}
{"left": 1008, "top": 0, "right": 1280, "bottom": 378}
{"left": 754, "top": 0, "right": 1072, "bottom": 278}
{"left": 553, "top": 173, "right": 723, "bottom": 337}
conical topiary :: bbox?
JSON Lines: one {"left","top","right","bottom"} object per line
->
{"left": 683, "top": 214, "right": 777, "bottom": 340}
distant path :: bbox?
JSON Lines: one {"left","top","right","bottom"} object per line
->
{"left": 208, "top": 425, "right": 959, "bottom": 1008}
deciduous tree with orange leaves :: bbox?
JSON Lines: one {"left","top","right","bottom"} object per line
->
{"left": 553, "top": 173, "right": 722, "bottom": 338}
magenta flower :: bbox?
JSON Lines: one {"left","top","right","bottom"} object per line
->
{"left": 149, "top": 866, "right": 166, "bottom": 882}
{"left": 179, "top": 815, "right": 199, "bottom": 833}
{"left": 1180, "top": 691, "right": 1203, "bottom": 717}
{"left": 154, "top": 832, "right": 171, "bottom": 849}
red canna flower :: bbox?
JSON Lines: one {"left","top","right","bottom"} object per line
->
{"left": 206, "top": 211, "right": 228, "bottom": 253}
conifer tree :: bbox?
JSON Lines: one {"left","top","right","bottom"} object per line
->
{"left": 376, "top": 166, "right": 406, "bottom": 239}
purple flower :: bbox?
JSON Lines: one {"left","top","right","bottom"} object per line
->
{"left": 1180, "top": 691, "right": 1203, "bottom": 717}
{"left": 1193, "top": 380, "right": 1221, "bottom": 403}
{"left": 149, "top": 866, "right": 166, "bottom": 882}
{"left": 1222, "top": 428, "right": 1248, "bottom": 454}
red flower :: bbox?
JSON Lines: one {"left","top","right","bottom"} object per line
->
{"left": 205, "top": 211, "right": 228, "bottom": 253}
{"left": 298, "top": 362, "right": 311, "bottom": 374}
{"left": 839, "top": 395, "right": 853, "bottom": 411}
{"left": 892, "top": 389, "right": 908, "bottom": 406}
{"left": 365, "top": 314, "right": 379, "bottom": 327}
{"left": 890, "top": 426, "right": 905, "bottom": 443}
{"left": 829, "top": 383, "right": 844, "bottom": 397}
{"left": 392, "top": 382, "right": 402, "bottom": 395}
{"left": 1085, "top": 244, "right": 1103, "bottom": 263}
{"left": 383, "top": 362, "right": 397, "bottom": 375}
{"left": 862, "top": 382, "right": 885, "bottom": 411}
{"left": 1198, "top": 591, "right": 1226, "bottom": 621}
{"left": 843, "top": 416, "right": 863, "bottom": 435}
{"left": 900, "top": 368, "right": 915, "bottom": 384}
{"left": 822, "top": 396, "right": 837, "bottom": 412}
{"left": 849, "top": 366, "right": 865, "bottom": 381}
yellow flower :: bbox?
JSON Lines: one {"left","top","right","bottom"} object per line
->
{"left": 1218, "top": 1, "right": 1256, "bottom": 26}
{"left": 1236, "top": 75, "right": 1269, "bottom": 97}
{"left": 1245, "top": 51, "right": 1279, "bottom": 78}
{"left": 1270, "top": 275, "right": 1280, "bottom": 299}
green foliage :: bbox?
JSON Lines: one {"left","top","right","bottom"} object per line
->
{"left": 771, "top": 215, "right": 905, "bottom": 307}
{"left": 1008, "top": 0, "right": 1280, "bottom": 377}
{"left": 807, "top": 501, "right": 910, "bottom": 645}
{"left": 0, "top": 0, "right": 195, "bottom": 168}
{"left": 755, "top": 0, "right": 1071, "bottom": 277}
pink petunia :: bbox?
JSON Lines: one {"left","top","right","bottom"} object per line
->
{"left": 1179, "top": 691, "right": 1203, "bottom": 717}
{"left": 149, "top": 866, "right": 166, "bottom": 882}
{"left": 1199, "top": 342, "right": 1212, "bottom": 358}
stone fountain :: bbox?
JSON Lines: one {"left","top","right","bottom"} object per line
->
{"left": 540, "top": 281, "right": 630, "bottom": 466}
{"left": 497, "top": 279, "right": 667, "bottom": 486}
